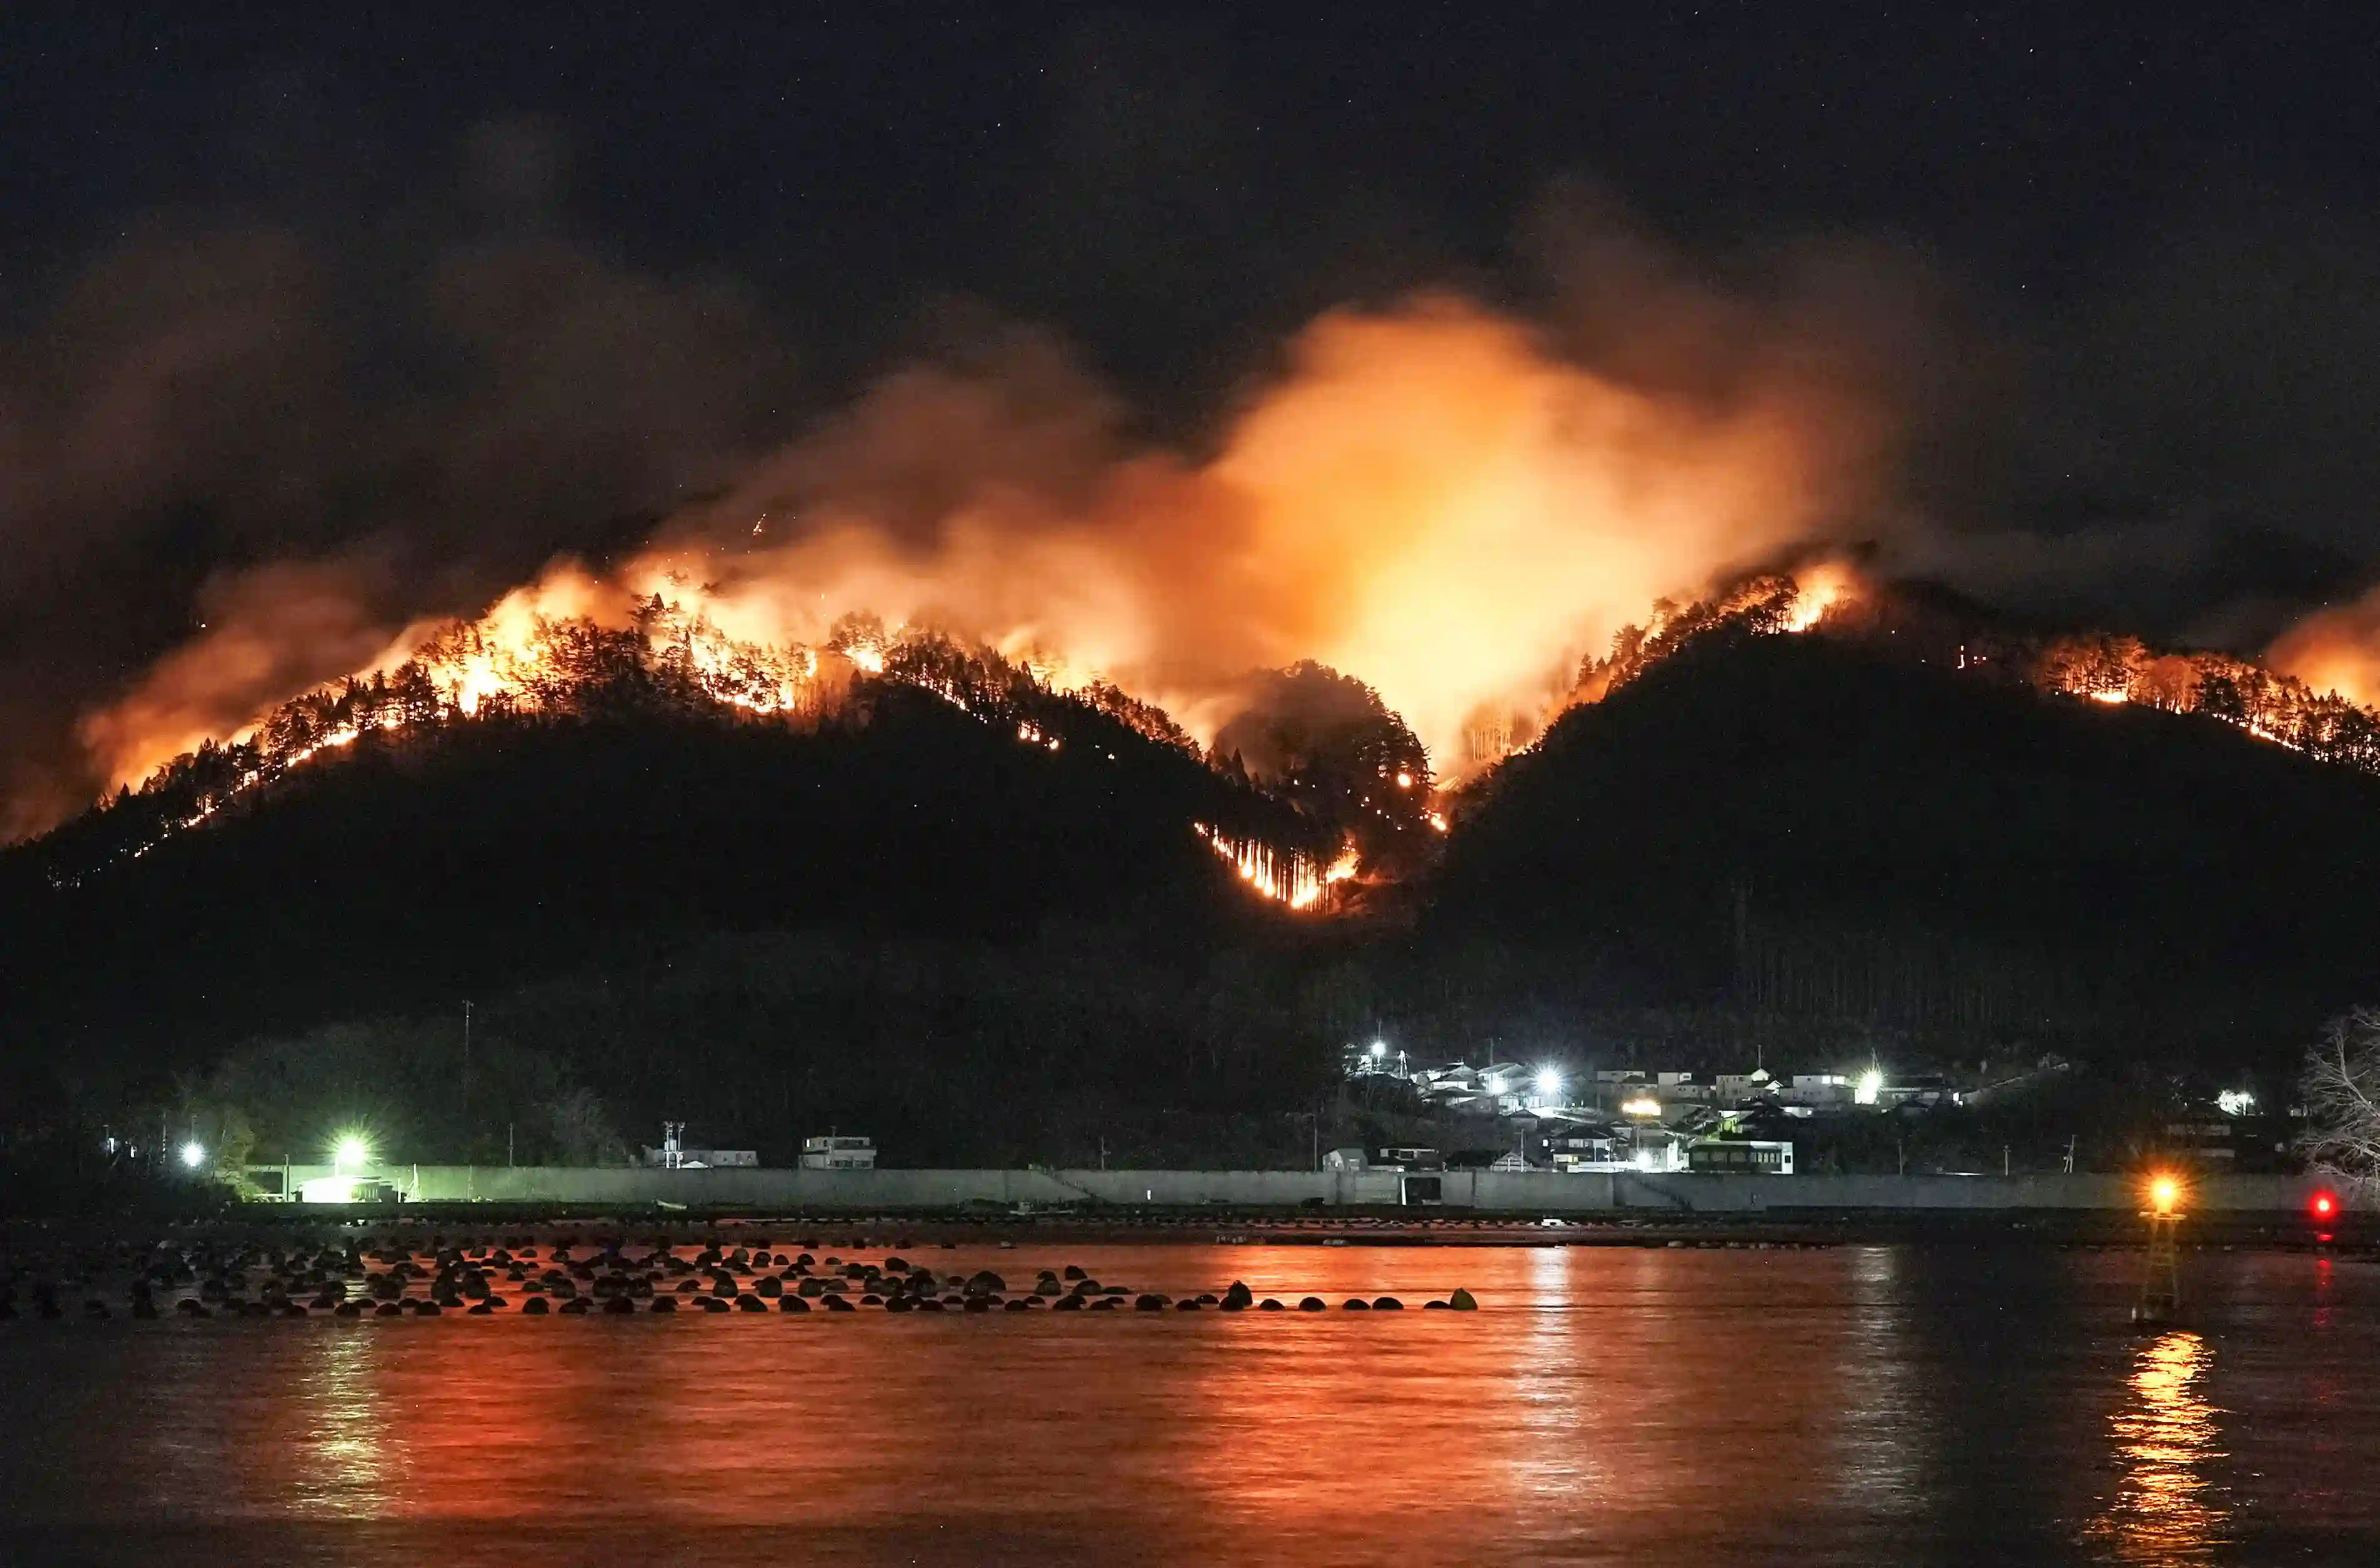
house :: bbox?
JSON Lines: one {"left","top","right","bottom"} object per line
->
{"left": 1715, "top": 1068, "right": 1778, "bottom": 1107}
{"left": 640, "top": 1145, "right": 758, "bottom": 1168}
{"left": 1878, "top": 1074, "right": 1961, "bottom": 1109}
{"left": 1655, "top": 1072, "right": 1713, "bottom": 1104}
{"left": 798, "top": 1136, "right": 876, "bottom": 1170}
{"left": 1686, "top": 1138, "right": 1795, "bottom": 1175}
{"left": 1781, "top": 1073, "right": 1855, "bottom": 1108}
{"left": 1546, "top": 1130, "right": 1622, "bottom": 1172}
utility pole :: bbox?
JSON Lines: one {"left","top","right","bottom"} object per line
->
{"left": 461, "top": 999, "right": 474, "bottom": 1143}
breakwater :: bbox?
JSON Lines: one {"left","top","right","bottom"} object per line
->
{"left": 265, "top": 1164, "right": 2349, "bottom": 1213}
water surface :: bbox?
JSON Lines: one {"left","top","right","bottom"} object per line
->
{"left": 2, "top": 1242, "right": 2373, "bottom": 1566}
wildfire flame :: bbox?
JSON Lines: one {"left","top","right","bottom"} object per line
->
{"left": 1195, "top": 825, "right": 1359, "bottom": 911}
{"left": 69, "top": 292, "right": 1885, "bottom": 823}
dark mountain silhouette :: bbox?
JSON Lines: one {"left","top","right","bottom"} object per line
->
{"left": 1421, "top": 625, "right": 2380, "bottom": 1060}
{"left": 0, "top": 677, "right": 1326, "bottom": 1064}
{"left": 7, "top": 602, "right": 2380, "bottom": 1183}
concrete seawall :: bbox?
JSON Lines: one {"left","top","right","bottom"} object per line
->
{"left": 270, "top": 1164, "right": 2351, "bottom": 1213}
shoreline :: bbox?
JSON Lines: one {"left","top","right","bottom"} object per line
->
{"left": 4, "top": 1205, "right": 2368, "bottom": 1254}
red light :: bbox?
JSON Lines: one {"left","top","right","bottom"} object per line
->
{"left": 2313, "top": 1193, "right": 2336, "bottom": 1218}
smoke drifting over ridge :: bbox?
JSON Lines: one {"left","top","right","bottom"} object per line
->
{"left": 62, "top": 270, "right": 1892, "bottom": 820}
{"left": 17, "top": 164, "right": 2380, "bottom": 842}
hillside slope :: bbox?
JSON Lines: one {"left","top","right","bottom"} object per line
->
{"left": 0, "top": 682, "right": 1321, "bottom": 1073}
{"left": 1422, "top": 627, "right": 2380, "bottom": 1055}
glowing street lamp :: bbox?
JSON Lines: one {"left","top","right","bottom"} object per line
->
{"left": 179, "top": 1141, "right": 206, "bottom": 1170}
{"left": 1369, "top": 1040, "right": 1388, "bottom": 1059}
{"left": 332, "top": 1133, "right": 372, "bottom": 1174}
{"left": 1533, "top": 1066, "right": 1564, "bottom": 1100}
{"left": 1855, "top": 1068, "right": 1884, "bottom": 1106}
{"left": 2149, "top": 1173, "right": 2181, "bottom": 1216}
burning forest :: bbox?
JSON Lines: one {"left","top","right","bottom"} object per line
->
{"left": 33, "top": 546, "right": 2380, "bottom": 918}
{"left": 21, "top": 270, "right": 2380, "bottom": 910}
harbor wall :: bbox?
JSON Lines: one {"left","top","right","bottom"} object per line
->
{"left": 268, "top": 1164, "right": 2351, "bottom": 1213}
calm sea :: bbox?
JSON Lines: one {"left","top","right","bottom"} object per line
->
{"left": 1, "top": 1241, "right": 2373, "bottom": 1566}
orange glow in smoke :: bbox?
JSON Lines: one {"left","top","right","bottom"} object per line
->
{"left": 75, "top": 294, "right": 1883, "bottom": 812}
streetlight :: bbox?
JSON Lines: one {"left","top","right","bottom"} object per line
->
{"left": 2149, "top": 1173, "right": 2181, "bottom": 1216}
{"left": 1534, "top": 1066, "right": 1564, "bottom": 1101}
{"left": 179, "top": 1141, "right": 206, "bottom": 1169}
{"left": 332, "top": 1132, "right": 371, "bottom": 1174}
{"left": 1369, "top": 1040, "right": 1387, "bottom": 1059}
{"left": 1855, "top": 1068, "right": 1884, "bottom": 1106}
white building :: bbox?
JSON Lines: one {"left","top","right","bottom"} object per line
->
{"left": 798, "top": 1136, "right": 876, "bottom": 1170}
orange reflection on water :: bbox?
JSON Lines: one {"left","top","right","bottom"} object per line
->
{"left": 2085, "top": 1331, "right": 2229, "bottom": 1564}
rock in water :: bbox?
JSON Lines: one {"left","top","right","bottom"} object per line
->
{"left": 1449, "top": 1288, "right": 1479, "bottom": 1311}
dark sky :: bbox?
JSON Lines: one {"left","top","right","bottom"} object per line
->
{"left": 9, "top": 7, "right": 2372, "bottom": 362}
{"left": 3, "top": 2, "right": 2379, "bottom": 830}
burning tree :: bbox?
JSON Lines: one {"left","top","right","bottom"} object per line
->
{"left": 2301, "top": 1008, "right": 2380, "bottom": 1188}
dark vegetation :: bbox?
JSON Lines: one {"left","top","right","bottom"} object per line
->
{"left": 1417, "top": 627, "right": 2380, "bottom": 1064}
{"left": 8, "top": 602, "right": 2380, "bottom": 1194}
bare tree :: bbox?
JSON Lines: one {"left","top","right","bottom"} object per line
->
{"left": 2301, "top": 1007, "right": 2380, "bottom": 1189}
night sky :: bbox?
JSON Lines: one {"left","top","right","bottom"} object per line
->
{"left": 4, "top": 3, "right": 2378, "bottom": 828}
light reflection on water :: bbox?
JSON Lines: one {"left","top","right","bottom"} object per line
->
{"left": 0, "top": 1243, "right": 2370, "bottom": 1567}
{"left": 292, "top": 1324, "right": 394, "bottom": 1517}
{"left": 2084, "top": 1331, "right": 2229, "bottom": 1565}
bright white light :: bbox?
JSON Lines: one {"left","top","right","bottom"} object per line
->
{"left": 1534, "top": 1067, "right": 1563, "bottom": 1098}
{"left": 333, "top": 1134, "right": 370, "bottom": 1173}
{"left": 2216, "top": 1089, "right": 2256, "bottom": 1116}
{"left": 179, "top": 1141, "right": 206, "bottom": 1169}
{"left": 1620, "top": 1096, "right": 1662, "bottom": 1118}
{"left": 1855, "top": 1069, "right": 1884, "bottom": 1106}
{"left": 1369, "top": 1040, "right": 1387, "bottom": 1058}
